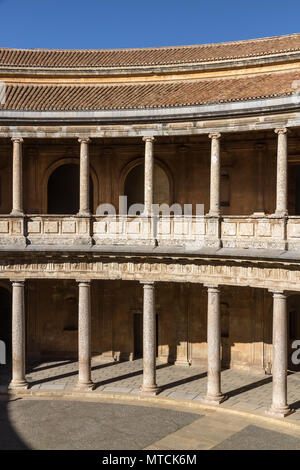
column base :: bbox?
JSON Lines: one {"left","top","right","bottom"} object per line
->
{"left": 140, "top": 385, "right": 161, "bottom": 396}
{"left": 75, "top": 381, "right": 95, "bottom": 391}
{"left": 76, "top": 211, "right": 91, "bottom": 217}
{"left": 10, "top": 210, "right": 24, "bottom": 217}
{"left": 272, "top": 211, "right": 288, "bottom": 217}
{"left": 201, "top": 394, "right": 227, "bottom": 405}
{"left": 265, "top": 405, "right": 294, "bottom": 418}
{"left": 9, "top": 380, "right": 28, "bottom": 390}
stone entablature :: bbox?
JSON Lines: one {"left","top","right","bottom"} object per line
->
{"left": 2, "top": 214, "right": 300, "bottom": 251}
{"left": 2, "top": 254, "right": 300, "bottom": 292}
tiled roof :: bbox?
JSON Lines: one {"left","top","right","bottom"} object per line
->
{"left": 0, "top": 34, "right": 300, "bottom": 68}
{"left": 0, "top": 70, "right": 299, "bottom": 111}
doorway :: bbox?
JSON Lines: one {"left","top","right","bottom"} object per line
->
{"left": 133, "top": 313, "right": 158, "bottom": 358}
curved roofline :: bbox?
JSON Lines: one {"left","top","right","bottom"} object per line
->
{"left": 1, "top": 33, "right": 300, "bottom": 72}
{"left": 1, "top": 32, "right": 299, "bottom": 53}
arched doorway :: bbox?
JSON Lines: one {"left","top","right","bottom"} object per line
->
{"left": 124, "top": 162, "right": 171, "bottom": 209}
{"left": 0, "top": 287, "right": 12, "bottom": 375}
{"left": 47, "top": 163, "right": 94, "bottom": 214}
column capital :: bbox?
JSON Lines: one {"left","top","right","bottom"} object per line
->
{"left": 208, "top": 132, "right": 221, "bottom": 140}
{"left": 76, "top": 279, "right": 91, "bottom": 286}
{"left": 205, "top": 285, "right": 220, "bottom": 293}
{"left": 140, "top": 281, "right": 155, "bottom": 287}
{"left": 269, "top": 290, "right": 287, "bottom": 298}
{"left": 142, "top": 136, "right": 155, "bottom": 143}
{"left": 10, "top": 279, "right": 25, "bottom": 286}
{"left": 11, "top": 137, "right": 23, "bottom": 144}
{"left": 78, "top": 137, "right": 90, "bottom": 144}
{"left": 274, "top": 127, "right": 288, "bottom": 135}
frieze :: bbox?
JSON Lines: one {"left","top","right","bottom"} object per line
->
{"left": 0, "top": 256, "right": 300, "bottom": 291}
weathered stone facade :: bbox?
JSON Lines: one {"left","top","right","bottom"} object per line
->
{"left": 0, "top": 33, "right": 300, "bottom": 415}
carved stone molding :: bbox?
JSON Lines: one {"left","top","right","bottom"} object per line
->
{"left": 0, "top": 255, "right": 299, "bottom": 292}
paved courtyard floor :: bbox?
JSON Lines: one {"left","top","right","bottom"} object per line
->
{"left": 0, "top": 397, "right": 300, "bottom": 450}
{"left": 1, "top": 358, "right": 300, "bottom": 421}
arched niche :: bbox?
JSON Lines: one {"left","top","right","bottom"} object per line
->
{"left": 43, "top": 158, "right": 98, "bottom": 214}
{"left": 121, "top": 158, "right": 172, "bottom": 211}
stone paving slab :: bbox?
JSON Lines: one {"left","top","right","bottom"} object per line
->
{"left": 1, "top": 358, "right": 300, "bottom": 421}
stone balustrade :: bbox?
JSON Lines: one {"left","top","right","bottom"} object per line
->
{"left": 0, "top": 214, "right": 300, "bottom": 252}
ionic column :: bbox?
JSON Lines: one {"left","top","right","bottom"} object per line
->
{"left": 253, "top": 143, "right": 266, "bottom": 215}
{"left": 143, "top": 136, "right": 154, "bottom": 216}
{"left": 267, "top": 291, "right": 292, "bottom": 417}
{"left": 10, "top": 280, "right": 28, "bottom": 389}
{"left": 11, "top": 137, "right": 24, "bottom": 216}
{"left": 208, "top": 133, "right": 221, "bottom": 216}
{"left": 78, "top": 138, "right": 91, "bottom": 216}
{"left": 203, "top": 286, "right": 226, "bottom": 404}
{"left": 275, "top": 128, "right": 288, "bottom": 216}
{"left": 77, "top": 280, "right": 94, "bottom": 390}
{"left": 140, "top": 282, "right": 160, "bottom": 394}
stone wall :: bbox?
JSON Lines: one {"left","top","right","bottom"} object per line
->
{"left": 25, "top": 280, "right": 277, "bottom": 373}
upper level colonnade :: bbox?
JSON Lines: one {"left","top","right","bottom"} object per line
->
{"left": 1, "top": 122, "right": 300, "bottom": 254}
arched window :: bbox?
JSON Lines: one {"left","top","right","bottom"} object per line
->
{"left": 124, "top": 162, "right": 171, "bottom": 209}
{"left": 47, "top": 163, "right": 93, "bottom": 214}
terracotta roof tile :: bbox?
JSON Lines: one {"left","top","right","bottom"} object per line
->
{"left": 0, "top": 70, "right": 299, "bottom": 111}
{"left": 1, "top": 34, "right": 300, "bottom": 68}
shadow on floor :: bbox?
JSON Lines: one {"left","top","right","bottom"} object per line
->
{"left": 226, "top": 375, "right": 273, "bottom": 399}
{"left": 28, "top": 360, "right": 122, "bottom": 387}
{"left": 159, "top": 371, "right": 207, "bottom": 392}
{"left": 0, "top": 396, "right": 29, "bottom": 450}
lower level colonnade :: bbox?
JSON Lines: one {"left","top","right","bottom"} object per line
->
{"left": 5, "top": 278, "right": 295, "bottom": 418}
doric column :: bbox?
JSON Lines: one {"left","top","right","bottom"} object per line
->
{"left": 140, "top": 282, "right": 160, "bottom": 394}
{"left": 267, "top": 291, "right": 292, "bottom": 417}
{"left": 77, "top": 280, "right": 94, "bottom": 390}
{"left": 275, "top": 128, "right": 288, "bottom": 216}
{"left": 78, "top": 138, "right": 91, "bottom": 216}
{"left": 143, "top": 136, "right": 154, "bottom": 215}
{"left": 208, "top": 133, "right": 221, "bottom": 216}
{"left": 11, "top": 137, "right": 24, "bottom": 215}
{"left": 253, "top": 143, "right": 266, "bottom": 215}
{"left": 203, "top": 285, "right": 226, "bottom": 404}
{"left": 10, "top": 280, "right": 28, "bottom": 389}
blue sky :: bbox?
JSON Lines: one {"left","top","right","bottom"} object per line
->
{"left": 0, "top": 0, "right": 299, "bottom": 50}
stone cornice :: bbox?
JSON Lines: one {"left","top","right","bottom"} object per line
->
{"left": 1, "top": 106, "right": 300, "bottom": 137}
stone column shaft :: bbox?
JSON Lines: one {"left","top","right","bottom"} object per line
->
{"left": 10, "top": 280, "right": 28, "bottom": 389}
{"left": 11, "top": 137, "right": 24, "bottom": 215}
{"left": 275, "top": 128, "right": 288, "bottom": 216}
{"left": 77, "top": 280, "right": 94, "bottom": 390}
{"left": 267, "top": 291, "right": 292, "bottom": 417}
{"left": 209, "top": 133, "right": 221, "bottom": 216}
{"left": 141, "top": 282, "right": 159, "bottom": 394}
{"left": 203, "top": 286, "right": 225, "bottom": 404}
{"left": 78, "top": 138, "right": 90, "bottom": 216}
{"left": 143, "top": 136, "right": 154, "bottom": 215}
